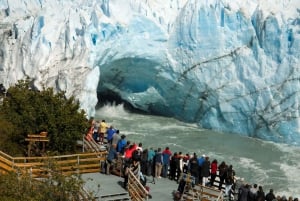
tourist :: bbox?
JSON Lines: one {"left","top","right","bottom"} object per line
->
{"left": 249, "top": 184, "right": 258, "bottom": 201}
{"left": 276, "top": 195, "right": 282, "bottom": 201}
{"left": 85, "top": 122, "right": 94, "bottom": 141}
{"left": 176, "top": 151, "right": 183, "bottom": 183}
{"left": 162, "top": 147, "right": 172, "bottom": 178}
{"left": 106, "top": 144, "right": 118, "bottom": 175}
{"left": 238, "top": 183, "right": 250, "bottom": 201}
{"left": 256, "top": 186, "right": 265, "bottom": 201}
{"left": 147, "top": 147, "right": 155, "bottom": 176}
{"left": 169, "top": 152, "right": 179, "bottom": 181}
{"left": 132, "top": 146, "right": 142, "bottom": 162}
{"left": 123, "top": 158, "right": 140, "bottom": 190}
{"left": 106, "top": 125, "right": 116, "bottom": 144}
{"left": 111, "top": 129, "right": 120, "bottom": 147}
{"left": 182, "top": 153, "right": 190, "bottom": 173}
{"left": 218, "top": 161, "right": 227, "bottom": 190}
{"left": 136, "top": 142, "right": 143, "bottom": 152}
{"left": 225, "top": 165, "right": 235, "bottom": 199}
{"left": 282, "top": 196, "right": 288, "bottom": 201}
{"left": 188, "top": 153, "right": 199, "bottom": 185}
{"left": 93, "top": 120, "right": 100, "bottom": 142}
{"left": 130, "top": 160, "right": 141, "bottom": 177}
{"left": 154, "top": 147, "right": 163, "bottom": 178}
{"left": 266, "top": 189, "right": 276, "bottom": 201}
{"left": 123, "top": 141, "right": 131, "bottom": 154}
{"left": 116, "top": 134, "right": 126, "bottom": 154}
{"left": 197, "top": 154, "right": 206, "bottom": 184}
{"left": 124, "top": 143, "right": 137, "bottom": 160}
{"left": 99, "top": 119, "right": 108, "bottom": 144}
{"left": 140, "top": 148, "right": 148, "bottom": 175}
{"left": 210, "top": 159, "right": 218, "bottom": 187}
{"left": 201, "top": 156, "right": 210, "bottom": 186}
{"left": 151, "top": 149, "right": 157, "bottom": 183}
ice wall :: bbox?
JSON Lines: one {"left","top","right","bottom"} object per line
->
{"left": 0, "top": 0, "right": 299, "bottom": 144}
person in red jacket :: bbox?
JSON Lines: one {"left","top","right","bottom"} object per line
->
{"left": 124, "top": 143, "right": 137, "bottom": 160}
{"left": 210, "top": 159, "right": 218, "bottom": 187}
{"left": 162, "top": 147, "right": 172, "bottom": 178}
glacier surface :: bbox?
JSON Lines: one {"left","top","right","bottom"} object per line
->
{"left": 0, "top": 0, "right": 300, "bottom": 145}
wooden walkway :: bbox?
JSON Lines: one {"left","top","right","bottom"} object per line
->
{"left": 81, "top": 173, "right": 130, "bottom": 201}
{"left": 82, "top": 172, "right": 179, "bottom": 201}
{"left": 81, "top": 171, "right": 225, "bottom": 201}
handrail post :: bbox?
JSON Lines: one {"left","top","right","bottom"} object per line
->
{"left": 30, "top": 167, "right": 32, "bottom": 179}
{"left": 82, "top": 134, "right": 85, "bottom": 153}
{"left": 77, "top": 155, "right": 80, "bottom": 175}
{"left": 12, "top": 158, "right": 15, "bottom": 171}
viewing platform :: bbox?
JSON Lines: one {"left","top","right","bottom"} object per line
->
{"left": 0, "top": 133, "right": 233, "bottom": 201}
{"left": 82, "top": 172, "right": 178, "bottom": 201}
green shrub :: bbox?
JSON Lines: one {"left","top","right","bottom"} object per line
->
{"left": 0, "top": 171, "right": 95, "bottom": 201}
{"left": 0, "top": 78, "right": 90, "bottom": 155}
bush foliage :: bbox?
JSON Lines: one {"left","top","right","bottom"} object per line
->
{"left": 0, "top": 170, "right": 95, "bottom": 201}
{"left": 0, "top": 78, "right": 90, "bottom": 155}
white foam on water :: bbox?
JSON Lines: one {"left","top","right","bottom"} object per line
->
{"left": 95, "top": 103, "right": 132, "bottom": 119}
{"left": 274, "top": 143, "right": 300, "bottom": 197}
{"left": 235, "top": 157, "right": 270, "bottom": 185}
{"left": 123, "top": 130, "right": 145, "bottom": 137}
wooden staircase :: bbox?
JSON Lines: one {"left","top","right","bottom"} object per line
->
{"left": 82, "top": 135, "right": 107, "bottom": 153}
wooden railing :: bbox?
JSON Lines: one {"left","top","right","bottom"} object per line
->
{"left": 0, "top": 151, "right": 14, "bottom": 174}
{"left": 25, "top": 132, "right": 49, "bottom": 156}
{"left": 82, "top": 135, "right": 107, "bottom": 153}
{"left": 128, "top": 169, "right": 149, "bottom": 201}
{"left": 192, "top": 185, "right": 224, "bottom": 201}
{"left": 179, "top": 173, "right": 223, "bottom": 201}
{"left": 0, "top": 150, "right": 107, "bottom": 178}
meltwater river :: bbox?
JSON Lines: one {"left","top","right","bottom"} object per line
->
{"left": 95, "top": 104, "right": 300, "bottom": 197}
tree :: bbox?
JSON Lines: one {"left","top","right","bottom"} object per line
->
{"left": 0, "top": 78, "right": 90, "bottom": 155}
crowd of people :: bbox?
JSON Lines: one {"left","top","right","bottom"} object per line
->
{"left": 85, "top": 118, "right": 299, "bottom": 201}
{"left": 237, "top": 184, "right": 298, "bottom": 201}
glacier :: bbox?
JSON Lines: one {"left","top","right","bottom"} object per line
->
{"left": 0, "top": 0, "right": 300, "bottom": 145}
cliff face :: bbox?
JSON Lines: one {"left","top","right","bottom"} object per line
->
{"left": 1, "top": 0, "right": 300, "bottom": 145}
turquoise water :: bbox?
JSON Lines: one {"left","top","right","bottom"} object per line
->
{"left": 95, "top": 104, "right": 300, "bottom": 197}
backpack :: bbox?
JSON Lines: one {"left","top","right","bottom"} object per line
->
{"left": 225, "top": 169, "right": 234, "bottom": 184}
{"left": 132, "top": 149, "right": 141, "bottom": 161}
